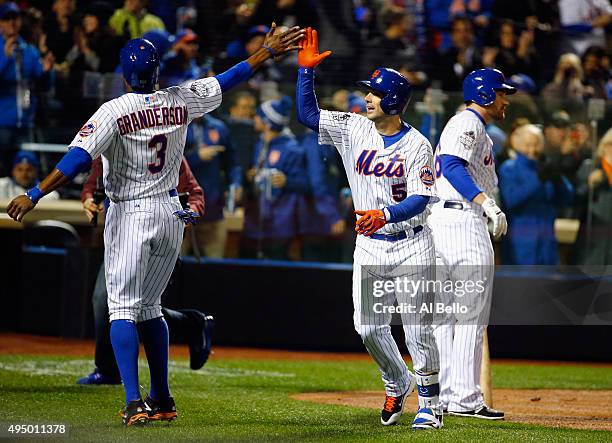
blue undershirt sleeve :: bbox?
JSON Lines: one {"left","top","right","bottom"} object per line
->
{"left": 56, "top": 147, "right": 93, "bottom": 180}
{"left": 385, "top": 195, "right": 430, "bottom": 223}
{"left": 214, "top": 61, "right": 253, "bottom": 92}
{"left": 440, "top": 154, "right": 481, "bottom": 201}
{"left": 296, "top": 67, "right": 320, "bottom": 132}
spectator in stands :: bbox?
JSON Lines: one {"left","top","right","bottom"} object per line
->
{"left": 558, "top": 0, "right": 612, "bottom": 55}
{"left": 581, "top": 45, "right": 610, "bottom": 100}
{"left": 224, "top": 90, "right": 258, "bottom": 180}
{"left": 253, "top": 0, "right": 318, "bottom": 30}
{"left": 541, "top": 53, "right": 588, "bottom": 117}
{"left": 43, "top": 0, "right": 76, "bottom": 65}
{"left": 0, "top": 2, "right": 54, "bottom": 175}
{"left": 65, "top": 2, "right": 121, "bottom": 75}
{"left": 298, "top": 118, "right": 346, "bottom": 262}
{"left": 503, "top": 73, "right": 540, "bottom": 131}
{"left": 183, "top": 114, "right": 242, "bottom": 258}
{"left": 542, "top": 110, "right": 586, "bottom": 184}
{"left": 499, "top": 124, "right": 573, "bottom": 265}
{"left": 482, "top": 19, "right": 537, "bottom": 79}
{"left": 241, "top": 96, "right": 308, "bottom": 260}
{"left": 108, "top": 0, "right": 165, "bottom": 40}
{"left": 572, "top": 128, "right": 612, "bottom": 265}
{"left": 433, "top": 16, "right": 482, "bottom": 92}
{"left": 0, "top": 151, "right": 59, "bottom": 200}
{"left": 360, "top": 7, "right": 425, "bottom": 86}
{"left": 160, "top": 29, "right": 209, "bottom": 88}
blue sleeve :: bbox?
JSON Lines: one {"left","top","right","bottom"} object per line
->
{"left": 440, "top": 154, "right": 481, "bottom": 201}
{"left": 296, "top": 68, "right": 320, "bottom": 132}
{"left": 214, "top": 61, "right": 252, "bottom": 92}
{"left": 56, "top": 147, "right": 93, "bottom": 180}
{"left": 385, "top": 195, "right": 430, "bottom": 223}
{"left": 498, "top": 162, "right": 541, "bottom": 209}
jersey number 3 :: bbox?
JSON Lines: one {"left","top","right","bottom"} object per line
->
{"left": 148, "top": 134, "right": 168, "bottom": 174}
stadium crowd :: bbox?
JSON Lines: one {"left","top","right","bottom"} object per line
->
{"left": 0, "top": 0, "right": 611, "bottom": 265}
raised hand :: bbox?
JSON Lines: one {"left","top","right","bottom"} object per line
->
{"left": 298, "top": 27, "right": 332, "bottom": 68}
{"left": 262, "top": 22, "right": 305, "bottom": 58}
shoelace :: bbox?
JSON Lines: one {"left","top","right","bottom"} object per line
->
{"left": 384, "top": 395, "right": 399, "bottom": 412}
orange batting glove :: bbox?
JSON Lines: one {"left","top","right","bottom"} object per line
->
{"left": 355, "top": 209, "right": 386, "bottom": 236}
{"left": 298, "top": 27, "right": 332, "bottom": 69}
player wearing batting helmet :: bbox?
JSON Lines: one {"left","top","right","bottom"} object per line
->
{"left": 296, "top": 28, "right": 443, "bottom": 430}
{"left": 120, "top": 38, "right": 160, "bottom": 92}
{"left": 430, "top": 67, "right": 515, "bottom": 420}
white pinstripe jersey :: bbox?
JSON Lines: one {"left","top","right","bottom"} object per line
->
{"left": 434, "top": 109, "right": 496, "bottom": 202}
{"left": 318, "top": 110, "right": 437, "bottom": 235}
{"left": 69, "top": 77, "right": 222, "bottom": 202}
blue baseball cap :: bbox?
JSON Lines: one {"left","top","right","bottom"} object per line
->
{"left": 0, "top": 2, "right": 19, "bottom": 20}
{"left": 13, "top": 151, "right": 39, "bottom": 169}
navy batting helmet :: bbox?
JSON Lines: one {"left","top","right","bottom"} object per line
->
{"left": 120, "top": 38, "right": 160, "bottom": 92}
{"left": 463, "top": 68, "right": 516, "bottom": 106}
{"left": 356, "top": 68, "right": 412, "bottom": 115}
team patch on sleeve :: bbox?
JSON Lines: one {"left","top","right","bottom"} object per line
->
{"left": 78, "top": 121, "right": 97, "bottom": 137}
{"left": 459, "top": 130, "right": 476, "bottom": 150}
{"left": 419, "top": 165, "right": 435, "bottom": 187}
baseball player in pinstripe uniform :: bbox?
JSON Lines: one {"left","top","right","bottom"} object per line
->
{"left": 296, "top": 28, "right": 443, "bottom": 430}
{"left": 430, "top": 68, "right": 514, "bottom": 420}
{"left": 7, "top": 24, "right": 304, "bottom": 426}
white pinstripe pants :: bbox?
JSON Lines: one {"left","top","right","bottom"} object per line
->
{"left": 105, "top": 195, "right": 184, "bottom": 323}
{"left": 353, "top": 227, "right": 440, "bottom": 397}
{"left": 429, "top": 205, "right": 494, "bottom": 412}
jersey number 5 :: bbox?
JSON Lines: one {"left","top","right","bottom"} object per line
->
{"left": 148, "top": 134, "right": 168, "bottom": 174}
{"left": 391, "top": 183, "right": 407, "bottom": 202}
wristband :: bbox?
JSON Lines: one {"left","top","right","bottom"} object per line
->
{"left": 382, "top": 207, "right": 391, "bottom": 222}
{"left": 261, "top": 44, "right": 277, "bottom": 57}
{"left": 26, "top": 186, "right": 44, "bottom": 204}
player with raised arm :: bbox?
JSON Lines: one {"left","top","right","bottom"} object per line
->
{"left": 296, "top": 28, "right": 443, "bottom": 430}
{"left": 430, "top": 68, "right": 514, "bottom": 420}
{"left": 7, "top": 23, "right": 304, "bottom": 427}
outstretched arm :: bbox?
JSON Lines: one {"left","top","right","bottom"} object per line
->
{"left": 296, "top": 28, "right": 332, "bottom": 132}
{"left": 215, "top": 23, "right": 304, "bottom": 92}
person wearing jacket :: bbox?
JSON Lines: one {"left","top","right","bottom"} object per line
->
{"left": 183, "top": 113, "right": 241, "bottom": 258}
{"left": 0, "top": 2, "right": 54, "bottom": 174}
{"left": 571, "top": 127, "right": 612, "bottom": 265}
{"left": 242, "top": 96, "right": 309, "bottom": 260}
{"left": 499, "top": 124, "right": 574, "bottom": 265}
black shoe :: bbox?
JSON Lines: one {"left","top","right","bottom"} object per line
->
{"left": 185, "top": 311, "right": 215, "bottom": 370}
{"left": 449, "top": 405, "right": 504, "bottom": 420}
{"left": 381, "top": 393, "right": 407, "bottom": 426}
{"left": 119, "top": 399, "right": 149, "bottom": 427}
{"left": 144, "top": 395, "right": 177, "bottom": 422}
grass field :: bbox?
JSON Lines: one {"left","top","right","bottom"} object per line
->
{"left": 1, "top": 354, "right": 612, "bottom": 442}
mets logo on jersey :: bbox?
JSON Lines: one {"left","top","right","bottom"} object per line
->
{"left": 208, "top": 129, "right": 220, "bottom": 144}
{"left": 78, "top": 121, "right": 97, "bottom": 137}
{"left": 268, "top": 149, "right": 281, "bottom": 165}
{"left": 355, "top": 150, "right": 404, "bottom": 177}
{"left": 419, "top": 165, "right": 435, "bottom": 187}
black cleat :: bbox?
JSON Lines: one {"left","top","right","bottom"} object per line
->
{"left": 145, "top": 395, "right": 177, "bottom": 422}
{"left": 185, "top": 311, "right": 215, "bottom": 370}
{"left": 449, "top": 405, "right": 505, "bottom": 420}
{"left": 119, "top": 399, "right": 149, "bottom": 427}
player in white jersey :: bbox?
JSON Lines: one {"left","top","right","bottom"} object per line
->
{"left": 430, "top": 68, "right": 514, "bottom": 420}
{"left": 7, "top": 25, "right": 304, "bottom": 426}
{"left": 296, "top": 28, "right": 442, "bottom": 430}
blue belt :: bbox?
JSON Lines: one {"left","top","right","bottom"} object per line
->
{"left": 169, "top": 189, "right": 178, "bottom": 197}
{"left": 370, "top": 225, "right": 423, "bottom": 242}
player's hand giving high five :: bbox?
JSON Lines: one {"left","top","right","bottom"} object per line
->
{"left": 298, "top": 27, "right": 332, "bottom": 68}
{"left": 261, "top": 22, "right": 305, "bottom": 58}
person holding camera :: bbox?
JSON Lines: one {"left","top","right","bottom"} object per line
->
{"left": 541, "top": 53, "right": 588, "bottom": 117}
{"left": 498, "top": 124, "right": 574, "bottom": 265}
{"left": 241, "top": 96, "right": 309, "bottom": 260}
